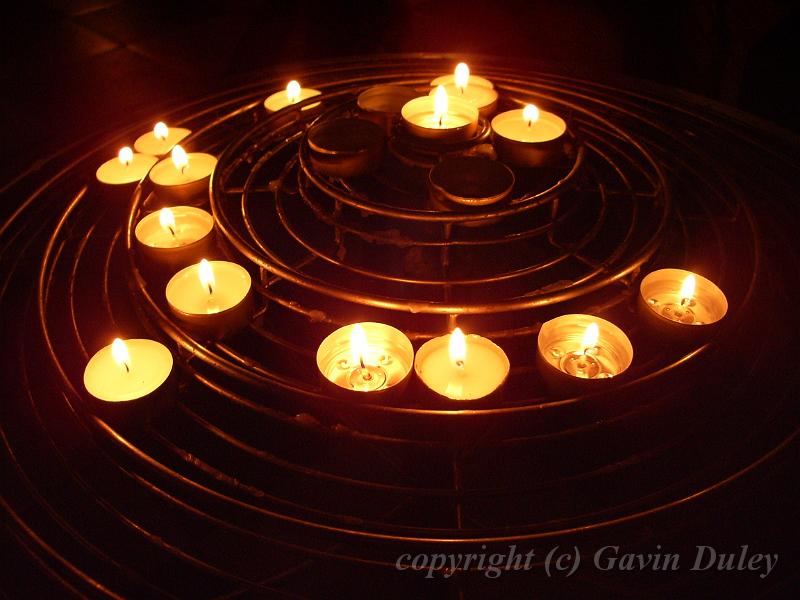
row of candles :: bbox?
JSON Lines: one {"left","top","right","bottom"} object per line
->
{"left": 84, "top": 246, "right": 727, "bottom": 414}
{"left": 83, "top": 63, "right": 729, "bottom": 421}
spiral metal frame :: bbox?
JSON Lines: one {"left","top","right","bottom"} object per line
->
{"left": 2, "top": 55, "right": 799, "bottom": 597}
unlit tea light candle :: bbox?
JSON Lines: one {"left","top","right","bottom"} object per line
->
{"left": 84, "top": 338, "right": 173, "bottom": 402}
{"left": 166, "top": 259, "right": 252, "bottom": 338}
{"left": 316, "top": 322, "right": 414, "bottom": 398}
{"left": 96, "top": 146, "right": 157, "bottom": 185}
{"left": 264, "top": 80, "right": 322, "bottom": 112}
{"left": 402, "top": 85, "right": 479, "bottom": 142}
{"left": 134, "top": 122, "right": 191, "bottom": 156}
{"left": 135, "top": 206, "right": 214, "bottom": 267}
{"left": 415, "top": 327, "right": 510, "bottom": 401}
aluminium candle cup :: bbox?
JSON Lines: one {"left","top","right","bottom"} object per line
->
{"left": 491, "top": 108, "right": 568, "bottom": 168}
{"left": 638, "top": 268, "right": 728, "bottom": 343}
{"left": 148, "top": 153, "right": 217, "bottom": 206}
{"left": 413, "top": 333, "right": 510, "bottom": 406}
{"left": 165, "top": 261, "right": 253, "bottom": 340}
{"left": 428, "top": 83, "right": 498, "bottom": 118}
{"left": 401, "top": 95, "right": 479, "bottom": 143}
{"left": 83, "top": 339, "right": 176, "bottom": 427}
{"left": 307, "top": 118, "right": 386, "bottom": 178}
{"left": 134, "top": 206, "right": 215, "bottom": 270}
{"left": 537, "top": 314, "right": 634, "bottom": 395}
{"left": 357, "top": 85, "right": 418, "bottom": 134}
{"left": 428, "top": 155, "right": 514, "bottom": 227}
{"left": 315, "top": 322, "right": 414, "bottom": 403}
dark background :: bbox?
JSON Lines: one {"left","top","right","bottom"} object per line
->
{"left": 1, "top": 0, "right": 798, "bottom": 177}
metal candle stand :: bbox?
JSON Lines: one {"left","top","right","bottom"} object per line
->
{"left": 2, "top": 56, "right": 798, "bottom": 597}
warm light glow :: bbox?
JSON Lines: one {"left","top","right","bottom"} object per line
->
{"left": 159, "top": 207, "right": 176, "bottom": 235}
{"left": 454, "top": 62, "right": 470, "bottom": 92}
{"left": 118, "top": 146, "right": 133, "bottom": 166}
{"left": 449, "top": 327, "right": 467, "bottom": 366}
{"left": 680, "top": 274, "right": 696, "bottom": 301}
{"left": 350, "top": 323, "right": 369, "bottom": 367}
{"left": 581, "top": 322, "right": 599, "bottom": 350}
{"left": 111, "top": 338, "right": 131, "bottom": 370}
{"left": 434, "top": 85, "right": 448, "bottom": 126}
{"left": 523, "top": 104, "right": 540, "bottom": 126}
{"left": 154, "top": 121, "right": 169, "bottom": 140}
{"left": 286, "top": 80, "right": 301, "bottom": 103}
{"left": 171, "top": 145, "right": 189, "bottom": 172}
{"left": 198, "top": 259, "right": 215, "bottom": 295}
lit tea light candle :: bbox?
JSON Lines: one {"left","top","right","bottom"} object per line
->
{"left": 95, "top": 146, "right": 157, "bottom": 185}
{"left": 135, "top": 206, "right": 214, "bottom": 268}
{"left": 429, "top": 63, "right": 498, "bottom": 117}
{"left": 316, "top": 322, "right": 414, "bottom": 400}
{"left": 134, "top": 121, "right": 191, "bottom": 156}
{"left": 491, "top": 104, "right": 568, "bottom": 167}
{"left": 537, "top": 314, "right": 633, "bottom": 391}
{"left": 431, "top": 62, "right": 494, "bottom": 90}
{"left": 401, "top": 85, "right": 479, "bottom": 142}
{"left": 148, "top": 145, "right": 217, "bottom": 205}
{"left": 83, "top": 337, "right": 174, "bottom": 423}
{"left": 639, "top": 268, "right": 728, "bottom": 336}
{"left": 165, "top": 259, "right": 253, "bottom": 339}
{"left": 264, "top": 80, "right": 322, "bottom": 113}
{"left": 414, "top": 327, "right": 510, "bottom": 402}
{"left": 357, "top": 84, "right": 418, "bottom": 133}
{"left": 307, "top": 117, "right": 386, "bottom": 178}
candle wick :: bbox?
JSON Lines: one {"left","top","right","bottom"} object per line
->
{"left": 180, "top": 165, "right": 187, "bottom": 175}
{"left": 438, "top": 115, "right": 443, "bottom": 128}
{"left": 168, "top": 226, "right": 176, "bottom": 237}
{"left": 207, "top": 283, "right": 213, "bottom": 295}
{"left": 527, "top": 120, "right": 532, "bottom": 128}
{"left": 680, "top": 297, "right": 690, "bottom": 306}
{"left": 359, "top": 355, "right": 366, "bottom": 370}
{"left": 455, "top": 360, "right": 464, "bottom": 368}
{"left": 123, "top": 361, "right": 130, "bottom": 373}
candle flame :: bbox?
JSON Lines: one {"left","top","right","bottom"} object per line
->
{"left": 154, "top": 121, "right": 169, "bottom": 140}
{"left": 159, "top": 207, "right": 176, "bottom": 235}
{"left": 171, "top": 144, "right": 189, "bottom": 172}
{"left": 523, "top": 104, "right": 540, "bottom": 127}
{"left": 199, "top": 259, "right": 215, "bottom": 295}
{"left": 118, "top": 146, "right": 133, "bottom": 166}
{"left": 286, "top": 80, "right": 301, "bottom": 103}
{"left": 350, "top": 323, "right": 369, "bottom": 368}
{"left": 680, "top": 274, "right": 696, "bottom": 301}
{"left": 581, "top": 322, "right": 599, "bottom": 349}
{"left": 434, "top": 85, "right": 448, "bottom": 126}
{"left": 449, "top": 327, "right": 467, "bottom": 366}
{"left": 454, "top": 62, "right": 470, "bottom": 93}
{"left": 111, "top": 338, "right": 131, "bottom": 371}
